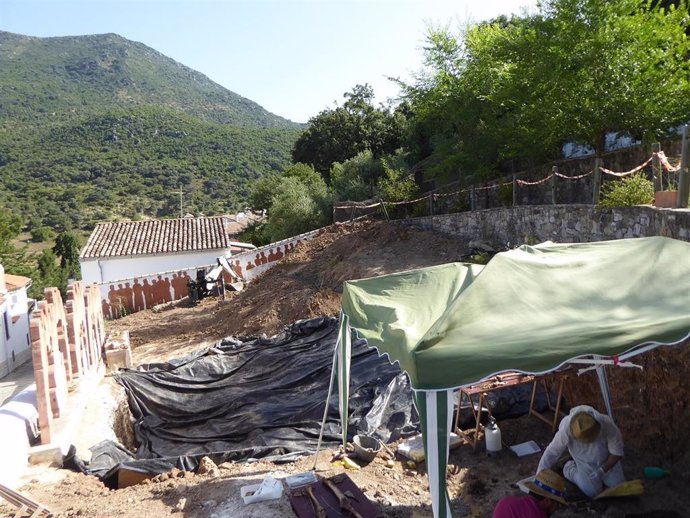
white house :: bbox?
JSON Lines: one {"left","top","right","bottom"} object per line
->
{"left": 79, "top": 215, "right": 260, "bottom": 317}
{"left": 0, "top": 264, "right": 33, "bottom": 379}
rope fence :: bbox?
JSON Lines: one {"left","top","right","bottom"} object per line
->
{"left": 333, "top": 135, "right": 689, "bottom": 223}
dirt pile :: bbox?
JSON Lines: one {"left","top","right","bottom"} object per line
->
{"left": 107, "top": 220, "right": 469, "bottom": 359}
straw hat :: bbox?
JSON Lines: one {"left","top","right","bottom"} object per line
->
{"left": 525, "top": 469, "right": 567, "bottom": 504}
{"left": 570, "top": 412, "right": 601, "bottom": 443}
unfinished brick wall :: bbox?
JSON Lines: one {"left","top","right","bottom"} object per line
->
{"left": 30, "top": 282, "right": 106, "bottom": 444}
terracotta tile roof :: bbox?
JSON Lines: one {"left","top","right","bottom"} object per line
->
{"left": 4, "top": 274, "right": 31, "bottom": 291}
{"left": 80, "top": 216, "right": 241, "bottom": 259}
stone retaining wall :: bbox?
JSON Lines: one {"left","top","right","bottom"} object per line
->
{"left": 403, "top": 205, "right": 690, "bottom": 246}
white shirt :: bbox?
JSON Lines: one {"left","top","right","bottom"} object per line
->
{"left": 537, "top": 405, "right": 624, "bottom": 474}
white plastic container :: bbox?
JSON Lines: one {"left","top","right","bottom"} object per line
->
{"left": 485, "top": 417, "right": 502, "bottom": 456}
{"left": 241, "top": 474, "right": 284, "bottom": 504}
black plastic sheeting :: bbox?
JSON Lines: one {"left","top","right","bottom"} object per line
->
{"left": 115, "top": 317, "right": 418, "bottom": 465}
{"left": 69, "top": 316, "right": 562, "bottom": 487}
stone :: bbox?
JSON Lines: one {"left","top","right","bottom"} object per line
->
{"left": 197, "top": 456, "right": 220, "bottom": 477}
{"left": 174, "top": 498, "right": 187, "bottom": 512}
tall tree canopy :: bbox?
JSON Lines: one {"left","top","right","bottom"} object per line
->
{"left": 402, "top": 0, "right": 690, "bottom": 180}
{"left": 292, "top": 84, "right": 405, "bottom": 182}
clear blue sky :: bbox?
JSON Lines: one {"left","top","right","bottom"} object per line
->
{"left": 1, "top": 0, "right": 537, "bottom": 123}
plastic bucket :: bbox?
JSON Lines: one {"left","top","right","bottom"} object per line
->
{"left": 353, "top": 434, "right": 381, "bottom": 462}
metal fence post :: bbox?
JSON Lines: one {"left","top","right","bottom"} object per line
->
{"left": 551, "top": 166, "right": 557, "bottom": 204}
{"left": 592, "top": 158, "right": 603, "bottom": 204}
{"left": 678, "top": 125, "right": 689, "bottom": 208}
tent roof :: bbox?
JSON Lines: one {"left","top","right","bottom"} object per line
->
{"left": 341, "top": 237, "right": 690, "bottom": 390}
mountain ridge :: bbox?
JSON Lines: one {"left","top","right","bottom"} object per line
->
{"left": 0, "top": 30, "right": 303, "bottom": 233}
{"left": 0, "top": 30, "right": 301, "bottom": 128}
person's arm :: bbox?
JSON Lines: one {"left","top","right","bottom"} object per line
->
{"left": 600, "top": 454, "right": 623, "bottom": 473}
{"left": 536, "top": 425, "right": 568, "bottom": 473}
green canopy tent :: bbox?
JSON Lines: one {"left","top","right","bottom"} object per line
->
{"left": 332, "top": 236, "right": 690, "bottom": 518}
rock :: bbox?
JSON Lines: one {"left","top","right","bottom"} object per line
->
{"left": 181, "top": 470, "right": 193, "bottom": 478}
{"left": 385, "top": 460, "right": 395, "bottom": 469}
{"left": 468, "top": 239, "right": 496, "bottom": 253}
{"left": 174, "top": 497, "right": 187, "bottom": 512}
{"left": 197, "top": 456, "right": 220, "bottom": 477}
{"left": 218, "top": 462, "right": 234, "bottom": 470}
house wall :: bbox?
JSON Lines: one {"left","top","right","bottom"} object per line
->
{"left": 0, "top": 299, "right": 8, "bottom": 379}
{"left": 3, "top": 288, "right": 32, "bottom": 373}
{"left": 0, "top": 264, "right": 32, "bottom": 379}
{"left": 80, "top": 249, "right": 233, "bottom": 285}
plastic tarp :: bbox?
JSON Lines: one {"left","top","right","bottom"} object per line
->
{"left": 114, "top": 317, "right": 418, "bottom": 467}
{"left": 341, "top": 237, "right": 690, "bottom": 390}
{"left": 337, "top": 237, "right": 690, "bottom": 518}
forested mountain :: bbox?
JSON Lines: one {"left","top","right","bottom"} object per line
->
{"left": 0, "top": 31, "right": 302, "bottom": 231}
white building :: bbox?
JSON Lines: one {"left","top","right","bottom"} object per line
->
{"left": 0, "top": 264, "right": 33, "bottom": 379}
{"left": 79, "top": 215, "right": 261, "bottom": 316}
{"left": 79, "top": 215, "right": 261, "bottom": 284}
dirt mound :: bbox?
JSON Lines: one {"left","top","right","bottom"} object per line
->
{"left": 206, "top": 220, "right": 468, "bottom": 339}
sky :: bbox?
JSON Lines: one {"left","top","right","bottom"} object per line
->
{"left": 1, "top": 0, "right": 538, "bottom": 123}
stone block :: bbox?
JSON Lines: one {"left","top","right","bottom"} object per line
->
{"left": 105, "top": 347, "right": 132, "bottom": 373}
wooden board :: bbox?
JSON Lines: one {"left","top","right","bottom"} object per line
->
{"left": 289, "top": 473, "right": 382, "bottom": 518}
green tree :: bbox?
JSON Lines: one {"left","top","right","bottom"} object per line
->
{"left": 247, "top": 163, "right": 332, "bottom": 243}
{"left": 402, "top": 0, "right": 690, "bottom": 180}
{"left": 265, "top": 177, "right": 330, "bottom": 242}
{"left": 53, "top": 231, "right": 81, "bottom": 279}
{"left": 377, "top": 152, "right": 419, "bottom": 202}
{"left": 292, "top": 84, "right": 405, "bottom": 181}
{"left": 330, "top": 151, "right": 383, "bottom": 202}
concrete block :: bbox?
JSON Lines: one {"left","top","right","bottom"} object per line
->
{"left": 105, "top": 347, "right": 132, "bottom": 372}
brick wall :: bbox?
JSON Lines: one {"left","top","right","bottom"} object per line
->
{"left": 30, "top": 282, "right": 105, "bottom": 444}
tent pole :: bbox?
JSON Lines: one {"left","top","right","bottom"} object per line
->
{"left": 312, "top": 345, "right": 339, "bottom": 471}
{"left": 594, "top": 356, "right": 614, "bottom": 418}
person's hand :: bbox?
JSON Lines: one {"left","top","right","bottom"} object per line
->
{"left": 588, "top": 467, "right": 605, "bottom": 484}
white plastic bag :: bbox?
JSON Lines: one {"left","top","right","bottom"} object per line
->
{"left": 240, "top": 474, "right": 284, "bottom": 504}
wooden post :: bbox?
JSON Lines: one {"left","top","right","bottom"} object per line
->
{"left": 592, "top": 158, "right": 603, "bottom": 204}
{"left": 678, "top": 125, "right": 690, "bottom": 208}
{"left": 651, "top": 142, "right": 662, "bottom": 192}
{"left": 470, "top": 187, "right": 476, "bottom": 211}
{"left": 428, "top": 194, "right": 434, "bottom": 218}
{"left": 512, "top": 174, "right": 517, "bottom": 206}
{"left": 551, "top": 166, "right": 558, "bottom": 204}
{"left": 379, "top": 199, "right": 390, "bottom": 220}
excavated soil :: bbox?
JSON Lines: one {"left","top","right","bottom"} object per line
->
{"left": 3, "top": 220, "right": 689, "bottom": 518}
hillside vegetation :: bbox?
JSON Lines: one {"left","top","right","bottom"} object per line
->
{"left": 0, "top": 30, "right": 302, "bottom": 231}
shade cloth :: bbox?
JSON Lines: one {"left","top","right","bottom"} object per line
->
{"left": 337, "top": 236, "right": 690, "bottom": 518}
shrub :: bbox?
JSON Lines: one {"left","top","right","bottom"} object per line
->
{"left": 598, "top": 173, "right": 654, "bottom": 208}
{"left": 30, "top": 226, "right": 56, "bottom": 242}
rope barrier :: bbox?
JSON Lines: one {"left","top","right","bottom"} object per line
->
{"left": 517, "top": 174, "right": 554, "bottom": 186}
{"left": 657, "top": 151, "right": 681, "bottom": 172}
{"left": 554, "top": 170, "right": 593, "bottom": 180}
{"left": 600, "top": 156, "right": 652, "bottom": 177}
{"left": 334, "top": 150, "right": 680, "bottom": 212}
